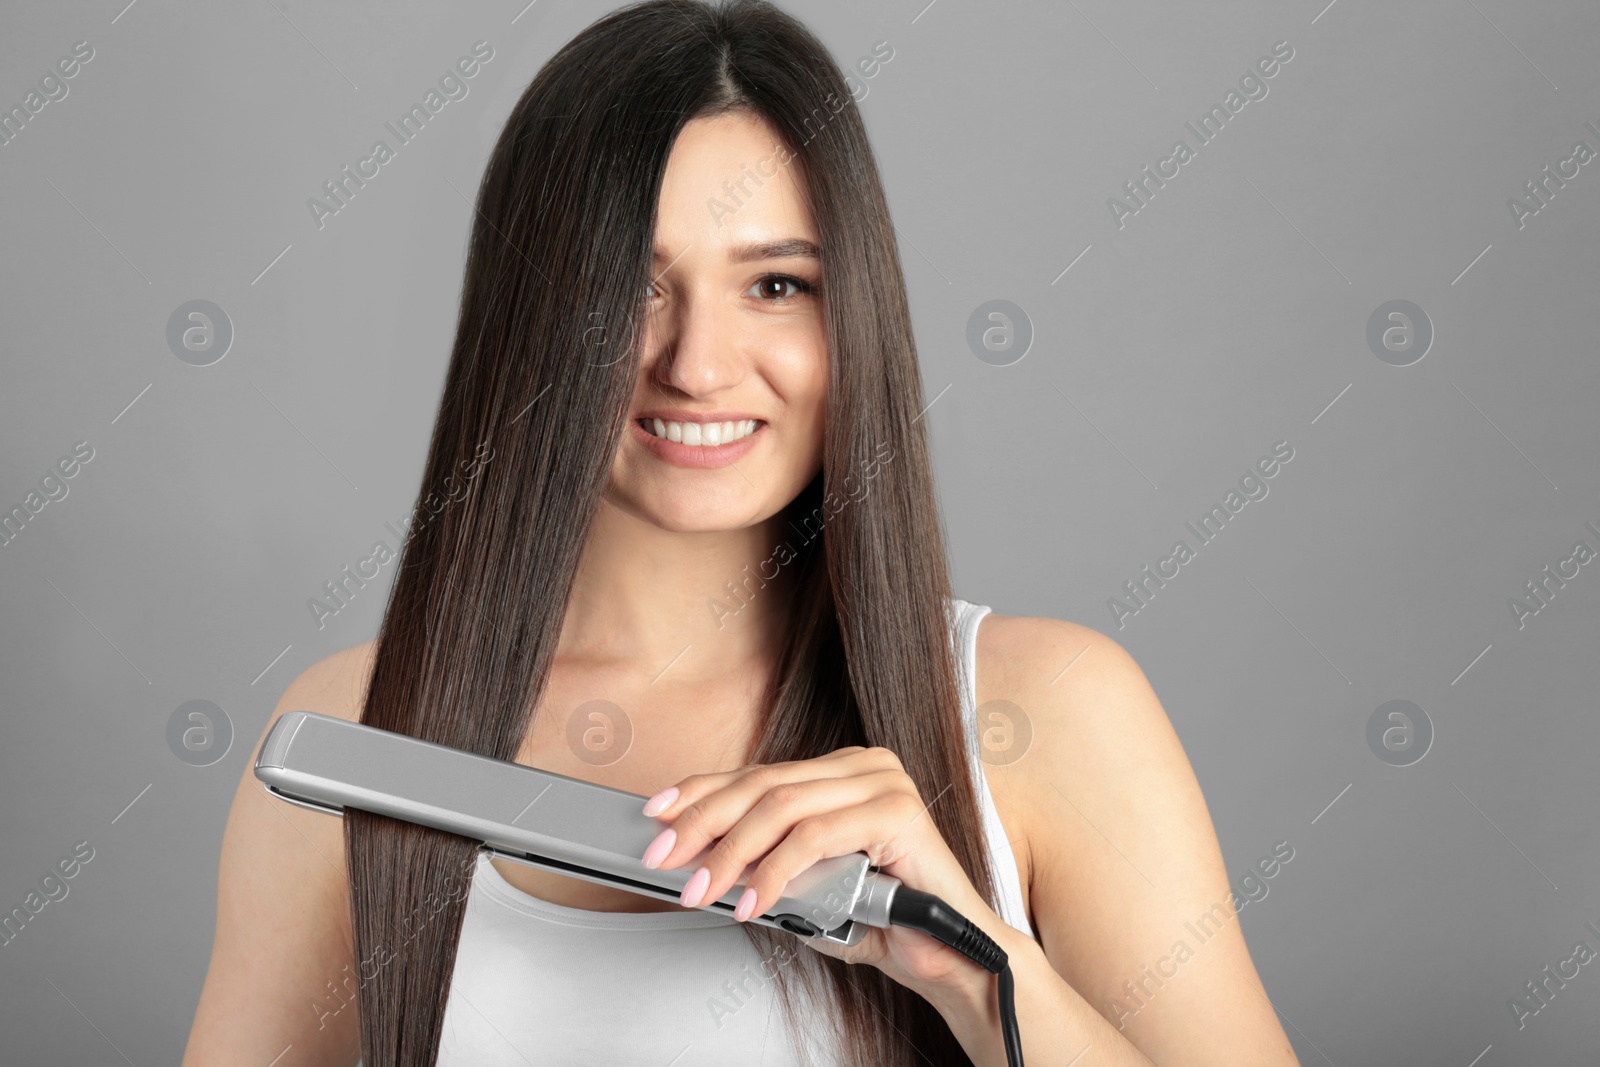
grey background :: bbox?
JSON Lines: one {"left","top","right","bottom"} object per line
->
{"left": 2, "top": 0, "right": 1596, "bottom": 1064}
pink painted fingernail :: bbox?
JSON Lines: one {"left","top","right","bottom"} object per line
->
{"left": 641, "top": 827, "right": 676, "bottom": 870}
{"left": 642, "top": 786, "right": 679, "bottom": 818}
{"left": 734, "top": 886, "right": 758, "bottom": 922}
{"left": 680, "top": 866, "right": 710, "bottom": 907}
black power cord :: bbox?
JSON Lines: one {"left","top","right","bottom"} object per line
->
{"left": 888, "top": 886, "right": 1025, "bottom": 1066}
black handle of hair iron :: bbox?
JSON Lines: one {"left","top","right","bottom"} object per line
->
{"left": 254, "top": 711, "right": 1024, "bottom": 1065}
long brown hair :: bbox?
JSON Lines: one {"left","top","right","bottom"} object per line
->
{"left": 346, "top": 1, "right": 1002, "bottom": 1063}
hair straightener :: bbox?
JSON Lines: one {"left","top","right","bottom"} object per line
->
{"left": 254, "top": 710, "right": 1025, "bottom": 1065}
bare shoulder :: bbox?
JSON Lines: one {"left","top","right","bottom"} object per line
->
{"left": 972, "top": 611, "right": 1118, "bottom": 717}
{"left": 972, "top": 610, "right": 1297, "bottom": 1063}
{"left": 282, "top": 638, "right": 381, "bottom": 722}
{"left": 235, "top": 636, "right": 381, "bottom": 870}
{"left": 972, "top": 608, "right": 1208, "bottom": 910}
{"left": 970, "top": 612, "right": 1170, "bottom": 907}
{"left": 972, "top": 611, "right": 1174, "bottom": 804}
{"left": 181, "top": 638, "right": 381, "bottom": 1067}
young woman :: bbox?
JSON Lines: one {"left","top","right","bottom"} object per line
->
{"left": 184, "top": 2, "right": 1300, "bottom": 1065}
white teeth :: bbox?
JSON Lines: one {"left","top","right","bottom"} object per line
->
{"left": 643, "top": 418, "right": 759, "bottom": 446}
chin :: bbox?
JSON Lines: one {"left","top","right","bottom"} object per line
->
{"left": 609, "top": 489, "right": 759, "bottom": 533}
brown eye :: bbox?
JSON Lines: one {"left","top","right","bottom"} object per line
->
{"left": 750, "top": 274, "right": 816, "bottom": 302}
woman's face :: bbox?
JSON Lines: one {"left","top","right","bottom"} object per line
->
{"left": 606, "top": 111, "right": 827, "bottom": 533}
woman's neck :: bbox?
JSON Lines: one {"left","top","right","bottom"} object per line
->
{"left": 557, "top": 496, "right": 804, "bottom": 686}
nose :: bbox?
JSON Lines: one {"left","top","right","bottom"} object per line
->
{"left": 648, "top": 287, "right": 747, "bottom": 398}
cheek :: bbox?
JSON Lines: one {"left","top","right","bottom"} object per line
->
{"left": 787, "top": 349, "right": 828, "bottom": 472}
{"left": 769, "top": 375, "right": 827, "bottom": 462}
{"left": 766, "top": 333, "right": 828, "bottom": 410}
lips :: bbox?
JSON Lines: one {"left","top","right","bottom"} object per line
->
{"left": 627, "top": 416, "right": 764, "bottom": 469}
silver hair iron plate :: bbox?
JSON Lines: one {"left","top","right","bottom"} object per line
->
{"left": 254, "top": 710, "right": 900, "bottom": 945}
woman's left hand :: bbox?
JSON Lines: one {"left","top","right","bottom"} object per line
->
{"left": 637, "top": 745, "right": 1015, "bottom": 1004}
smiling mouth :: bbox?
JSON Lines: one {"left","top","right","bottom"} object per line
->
{"left": 637, "top": 418, "right": 764, "bottom": 446}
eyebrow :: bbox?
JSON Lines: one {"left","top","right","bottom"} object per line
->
{"left": 653, "top": 238, "right": 820, "bottom": 264}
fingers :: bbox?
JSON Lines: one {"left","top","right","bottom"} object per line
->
{"left": 723, "top": 787, "right": 930, "bottom": 922}
{"left": 642, "top": 745, "right": 877, "bottom": 823}
{"left": 707, "top": 771, "right": 892, "bottom": 874}
{"left": 636, "top": 749, "right": 911, "bottom": 913}
{"left": 646, "top": 767, "right": 887, "bottom": 877}
{"left": 647, "top": 764, "right": 924, "bottom": 920}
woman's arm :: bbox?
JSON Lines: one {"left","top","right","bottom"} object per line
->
{"left": 182, "top": 644, "right": 377, "bottom": 1067}
{"left": 933, "top": 616, "right": 1301, "bottom": 1066}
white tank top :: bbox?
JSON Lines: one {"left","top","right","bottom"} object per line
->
{"left": 399, "top": 596, "right": 1034, "bottom": 1066}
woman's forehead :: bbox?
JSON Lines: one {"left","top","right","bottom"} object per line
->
{"left": 654, "top": 113, "right": 816, "bottom": 251}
